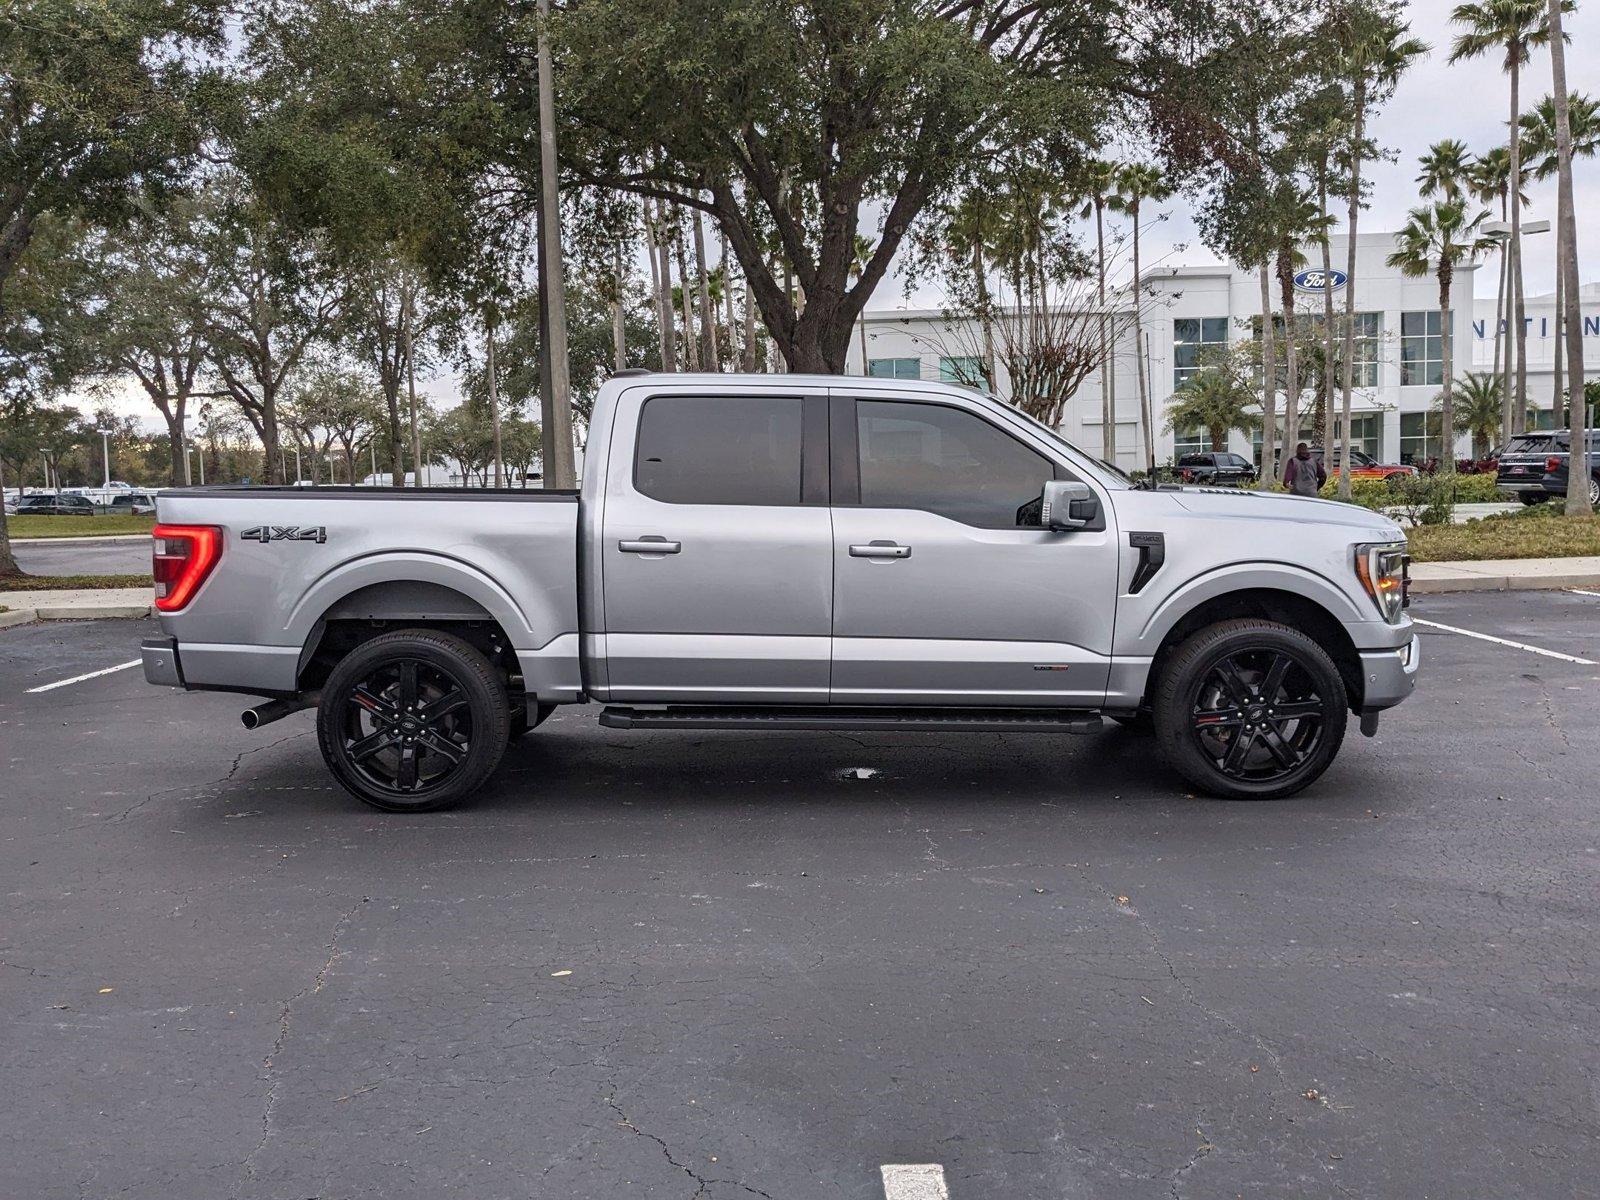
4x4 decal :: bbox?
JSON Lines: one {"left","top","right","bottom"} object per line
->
{"left": 241, "top": 525, "right": 327, "bottom": 544}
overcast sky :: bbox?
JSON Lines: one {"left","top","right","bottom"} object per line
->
{"left": 92, "top": 1, "right": 1599, "bottom": 428}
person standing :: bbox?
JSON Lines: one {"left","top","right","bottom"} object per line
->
{"left": 1283, "top": 442, "right": 1326, "bottom": 496}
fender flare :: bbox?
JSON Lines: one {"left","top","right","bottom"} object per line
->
{"left": 1127, "top": 561, "right": 1368, "bottom": 656}
{"left": 283, "top": 551, "right": 549, "bottom": 652}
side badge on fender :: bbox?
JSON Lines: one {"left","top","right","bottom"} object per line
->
{"left": 241, "top": 526, "right": 327, "bottom": 544}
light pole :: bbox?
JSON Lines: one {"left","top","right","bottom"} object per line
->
{"left": 41, "top": 449, "right": 52, "bottom": 491}
{"left": 293, "top": 444, "right": 302, "bottom": 484}
{"left": 96, "top": 427, "right": 114, "bottom": 489}
{"left": 370, "top": 443, "right": 378, "bottom": 486}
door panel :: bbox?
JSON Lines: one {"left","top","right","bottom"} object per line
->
{"left": 830, "top": 396, "right": 1119, "bottom": 706}
{"left": 601, "top": 392, "right": 833, "bottom": 703}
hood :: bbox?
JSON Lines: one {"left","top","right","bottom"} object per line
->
{"left": 1166, "top": 487, "right": 1405, "bottom": 539}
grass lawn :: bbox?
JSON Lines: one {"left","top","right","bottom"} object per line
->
{"left": 1408, "top": 511, "right": 1600, "bottom": 562}
{"left": 6, "top": 513, "right": 156, "bottom": 539}
{"left": 0, "top": 574, "right": 152, "bottom": 592}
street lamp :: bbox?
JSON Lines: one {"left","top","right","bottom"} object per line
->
{"left": 96, "top": 427, "right": 115, "bottom": 489}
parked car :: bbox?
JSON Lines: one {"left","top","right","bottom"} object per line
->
{"left": 1496, "top": 433, "right": 1561, "bottom": 504}
{"left": 12, "top": 493, "right": 96, "bottom": 516}
{"left": 109, "top": 491, "right": 160, "bottom": 515}
{"left": 1175, "top": 452, "right": 1257, "bottom": 486}
{"left": 1529, "top": 430, "right": 1600, "bottom": 508}
{"left": 140, "top": 372, "right": 1419, "bottom": 811}
{"left": 1308, "top": 446, "right": 1418, "bottom": 484}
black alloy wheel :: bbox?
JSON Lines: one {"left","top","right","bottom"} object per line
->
{"left": 317, "top": 629, "right": 510, "bottom": 812}
{"left": 1153, "top": 619, "right": 1348, "bottom": 800}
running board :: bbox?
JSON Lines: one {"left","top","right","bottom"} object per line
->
{"left": 597, "top": 705, "right": 1105, "bottom": 733}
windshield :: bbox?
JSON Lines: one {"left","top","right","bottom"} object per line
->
{"left": 984, "top": 399, "right": 1131, "bottom": 489}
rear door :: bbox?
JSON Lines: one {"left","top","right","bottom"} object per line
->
{"left": 599, "top": 388, "right": 833, "bottom": 703}
{"left": 828, "top": 391, "right": 1120, "bottom": 706}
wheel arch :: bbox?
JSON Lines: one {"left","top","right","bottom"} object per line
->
{"left": 1140, "top": 587, "right": 1365, "bottom": 713}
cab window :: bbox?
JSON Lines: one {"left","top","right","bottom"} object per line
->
{"left": 635, "top": 395, "right": 805, "bottom": 506}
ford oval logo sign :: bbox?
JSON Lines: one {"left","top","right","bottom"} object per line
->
{"left": 1294, "top": 268, "right": 1347, "bottom": 292}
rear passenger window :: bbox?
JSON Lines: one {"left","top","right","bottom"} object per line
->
{"left": 635, "top": 395, "right": 804, "bottom": 505}
{"left": 855, "top": 400, "right": 1059, "bottom": 529}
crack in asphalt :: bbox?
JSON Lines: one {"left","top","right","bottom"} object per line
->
{"left": 1168, "top": 1122, "right": 1214, "bottom": 1200}
{"left": 603, "top": 1091, "right": 774, "bottom": 1200}
{"left": 236, "top": 896, "right": 364, "bottom": 1194}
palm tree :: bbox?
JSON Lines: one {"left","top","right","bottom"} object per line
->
{"left": 1416, "top": 138, "right": 1474, "bottom": 199}
{"left": 1271, "top": 184, "right": 1329, "bottom": 457}
{"left": 1166, "top": 354, "right": 1260, "bottom": 453}
{"left": 1465, "top": 145, "right": 1527, "bottom": 426}
{"left": 1450, "top": 0, "right": 1566, "bottom": 439}
{"left": 1333, "top": 5, "right": 1427, "bottom": 498}
{"left": 1449, "top": 371, "right": 1505, "bottom": 460}
{"left": 1519, "top": 90, "right": 1598, "bottom": 421}
{"left": 1108, "top": 163, "right": 1172, "bottom": 473}
{"left": 1387, "top": 199, "right": 1494, "bottom": 472}
{"left": 1079, "top": 160, "right": 1121, "bottom": 462}
{"left": 944, "top": 192, "right": 1000, "bottom": 386}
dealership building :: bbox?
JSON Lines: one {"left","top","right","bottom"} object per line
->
{"left": 850, "top": 232, "right": 1600, "bottom": 471}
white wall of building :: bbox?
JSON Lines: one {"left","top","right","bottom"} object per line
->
{"left": 1472, "top": 281, "right": 1600, "bottom": 420}
{"left": 852, "top": 232, "right": 1481, "bottom": 471}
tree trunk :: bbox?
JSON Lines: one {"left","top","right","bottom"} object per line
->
{"left": 1258, "top": 261, "right": 1277, "bottom": 479}
{"left": 721, "top": 229, "right": 738, "bottom": 370}
{"left": 403, "top": 284, "right": 422, "bottom": 486}
{"left": 1551, "top": 261, "right": 1563, "bottom": 420}
{"left": 487, "top": 308, "right": 504, "bottom": 487}
{"left": 645, "top": 200, "right": 675, "bottom": 370}
{"left": 1317, "top": 154, "right": 1335, "bottom": 455}
{"left": 692, "top": 208, "right": 717, "bottom": 369}
{"left": 1509, "top": 51, "right": 1528, "bottom": 436}
{"left": 1097, "top": 200, "right": 1115, "bottom": 463}
{"left": 1132, "top": 207, "right": 1153, "bottom": 473}
{"left": 674, "top": 222, "right": 698, "bottom": 371}
{"left": 1548, "top": 0, "right": 1589, "bottom": 514}
{"left": 612, "top": 244, "right": 627, "bottom": 371}
{"left": 0, "top": 463, "right": 19, "bottom": 578}
{"left": 1439, "top": 262, "right": 1455, "bottom": 472}
{"left": 742, "top": 263, "right": 757, "bottom": 372}
{"left": 1493, "top": 228, "right": 1509, "bottom": 439}
{"left": 1277, "top": 241, "right": 1300, "bottom": 467}
{"left": 536, "top": 0, "right": 577, "bottom": 490}
{"left": 1337, "top": 89, "right": 1365, "bottom": 501}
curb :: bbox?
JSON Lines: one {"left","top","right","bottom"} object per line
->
{"left": 1410, "top": 572, "right": 1600, "bottom": 595}
{"left": 0, "top": 609, "right": 35, "bottom": 629}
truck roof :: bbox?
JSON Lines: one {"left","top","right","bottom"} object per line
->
{"left": 607, "top": 371, "right": 985, "bottom": 398}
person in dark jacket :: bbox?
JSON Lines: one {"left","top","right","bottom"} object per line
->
{"left": 1283, "top": 442, "right": 1326, "bottom": 496}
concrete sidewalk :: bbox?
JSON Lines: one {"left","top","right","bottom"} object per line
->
{"left": 1409, "top": 555, "right": 1600, "bottom": 594}
{"left": 0, "top": 586, "right": 154, "bottom": 627}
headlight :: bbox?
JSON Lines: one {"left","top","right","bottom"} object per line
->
{"left": 1354, "top": 542, "right": 1409, "bottom": 623}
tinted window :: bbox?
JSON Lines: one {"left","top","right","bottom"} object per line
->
{"left": 635, "top": 395, "right": 804, "bottom": 506}
{"left": 1179, "top": 455, "right": 1210, "bottom": 467}
{"left": 855, "top": 400, "right": 1058, "bottom": 529}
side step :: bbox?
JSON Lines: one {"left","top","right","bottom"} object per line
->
{"left": 598, "top": 705, "right": 1105, "bottom": 734}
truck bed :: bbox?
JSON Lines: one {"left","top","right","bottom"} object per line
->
{"left": 153, "top": 486, "right": 582, "bottom": 699}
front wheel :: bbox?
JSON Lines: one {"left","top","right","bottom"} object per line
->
{"left": 317, "top": 629, "right": 511, "bottom": 812}
{"left": 1152, "top": 619, "right": 1348, "bottom": 800}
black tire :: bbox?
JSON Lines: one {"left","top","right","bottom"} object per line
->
{"left": 316, "top": 629, "right": 510, "bottom": 812}
{"left": 1152, "top": 618, "right": 1347, "bottom": 800}
{"left": 1519, "top": 492, "right": 1548, "bottom": 506}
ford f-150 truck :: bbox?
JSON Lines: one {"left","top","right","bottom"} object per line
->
{"left": 141, "top": 372, "right": 1419, "bottom": 811}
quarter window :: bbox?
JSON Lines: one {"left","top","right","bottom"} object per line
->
{"left": 634, "top": 395, "right": 805, "bottom": 506}
{"left": 855, "top": 400, "right": 1059, "bottom": 529}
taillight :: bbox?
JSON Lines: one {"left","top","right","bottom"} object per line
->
{"left": 1547, "top": 456, "right": 1563, "bottom": 472}
{"left": 152, "top": 524, "right": 222, "bottom": 612}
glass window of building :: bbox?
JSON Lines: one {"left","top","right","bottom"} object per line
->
{"left": 1308, "top": 311, "right": 1382, "bottom": 387}
{"left": 1399, "top": 411, "right": 1440, "bottom": 465}
{"left": 1328, "top": 412, "right": 1385, "bottom": 458}
{"left": 1173, "top": 317, "right": 1230, "bottom": 388}
{"left": 1401, "top": 311, "right": 1446, "bottom": 386}
{"left": 938, "top": 355, "right": 986, "bottom": 387}
{"left": 1173, "top": 424, "right": 1210, "bottom": 457}
{"left": 868, "top": 357, "right": 922, "bottom": 380}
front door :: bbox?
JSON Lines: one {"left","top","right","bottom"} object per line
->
{"left": 829, "top": 394, "right": 1120, "bottom": 706}
{"left": 601, "top": 390, "right": 833, "bottom": 703}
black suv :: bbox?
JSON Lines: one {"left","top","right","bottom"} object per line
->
{"left": 13, "top": 493, "right": 95, "bottom": 516}
{"left": 1175, "top": 451, "right": 1257, "bottom": 486}
{"left": 1535, "top": 431, "right": 1600, "bottom": 507}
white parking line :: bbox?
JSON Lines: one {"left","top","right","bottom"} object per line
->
{"left": 881, "top": 1164, "right": 949, "bottom": 1200}
{"left": 1412, "top": 619, "right": 1598, "bottom": 665}
{"left": 1567, "top": 588, "right": 1600, "bottom": 599}
{"left": 26, "top": 660, "right": 142, "bottom": 694}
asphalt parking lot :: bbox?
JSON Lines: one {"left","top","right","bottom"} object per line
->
{"left": 2, "top": 592, "right": 1597, "bottom": 1199}
{"left": 11, "top": 536, "right": 151, "bottom": 577}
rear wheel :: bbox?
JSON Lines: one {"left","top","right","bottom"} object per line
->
{"left": 1152, "top": 619, "right": 1347, "bottom": 800}
{"left": 317, "top": 629, "right": 510, "bottom": 812}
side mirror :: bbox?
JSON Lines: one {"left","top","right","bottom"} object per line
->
{"left": 1040, "top": 480, "right": 1097, "bottom": 531}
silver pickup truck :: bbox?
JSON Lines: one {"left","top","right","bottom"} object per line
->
{"left": 142, "top": 372, "right": 1418, "bottom": 811}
